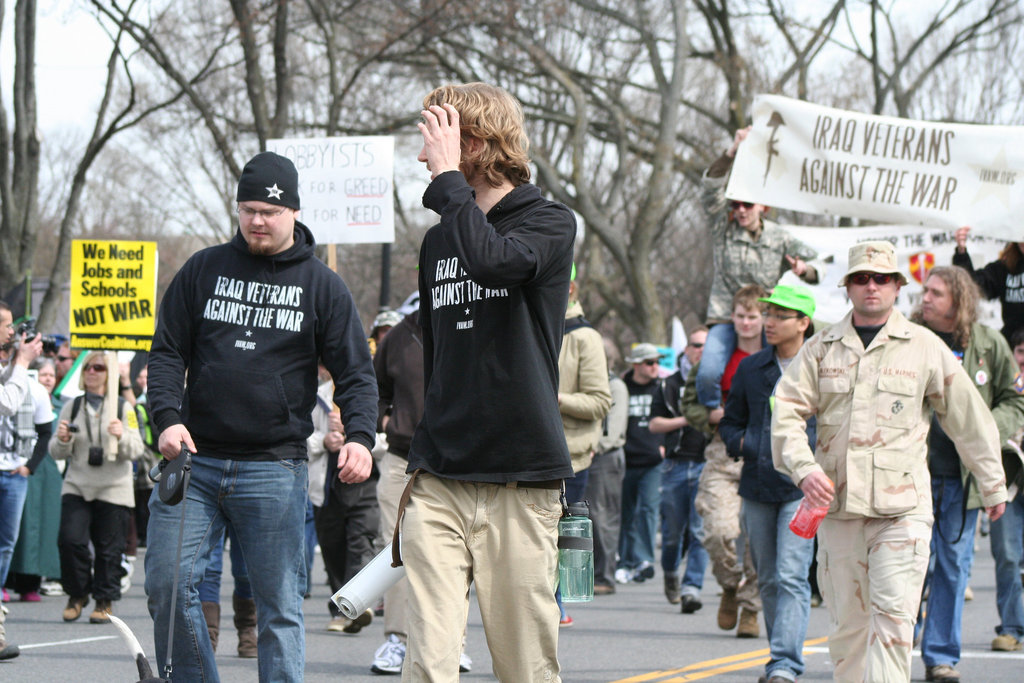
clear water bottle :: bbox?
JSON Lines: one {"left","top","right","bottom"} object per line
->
{"left": 558, "top": 501, "right": 594, "bottom": 602}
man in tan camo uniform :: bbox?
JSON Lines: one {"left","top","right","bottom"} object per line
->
{"left": 772, "top": 240, "right": 1008, "bottom": 682}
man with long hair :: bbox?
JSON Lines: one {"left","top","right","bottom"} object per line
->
{"left": 402, "top": 83, "right": 575, "bottom": 682}
{"left": 911, "top": 266, "right": 1024, "bottom": 681}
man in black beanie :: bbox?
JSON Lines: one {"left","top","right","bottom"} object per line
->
{"left": 145, "top": 150, "right": 378, "bottom": 682}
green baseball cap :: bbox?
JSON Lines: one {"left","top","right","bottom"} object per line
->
{"left": 758, "top": 284, "right": 816, "bottom": 318}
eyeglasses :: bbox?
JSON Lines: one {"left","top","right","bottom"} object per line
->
{"left": 762, "top": 311, "right": 800, "bottom": 321}
{"left": 238, "top": 205, "right": 288, "bottom": 220}
{"left": 730, "top": 201, "right": 755, "bottom": 210}
{"left": 83, "top": 364, "right": 107, "bottom": 373}
{"left": 642, "top": 359, "right": 660, "bottom": 366}
{"left": 847, "top": 272, "right": 896, "bottom": 286}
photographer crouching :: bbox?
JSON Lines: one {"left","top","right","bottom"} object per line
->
{"left": 50, "top": 350, "right": 143, "bottom": 624}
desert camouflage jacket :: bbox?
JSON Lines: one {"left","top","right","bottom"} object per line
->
{"left": 701, "top": 156, "right": 819, "bottom": 322}
{"left": 771, "top": 308, "right": 1008, "bottom": 519}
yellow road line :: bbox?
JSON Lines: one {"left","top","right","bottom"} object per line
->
{"left": 608, "top": 637, "right": 829, "bottom": 683}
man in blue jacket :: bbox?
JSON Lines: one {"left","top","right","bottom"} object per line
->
{"left": 145, "top": 151, "right": 378, "bottom": 682}
{"left": 720, "top": 284, "right": 817, "bottom": 683}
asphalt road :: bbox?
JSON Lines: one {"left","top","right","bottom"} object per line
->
{"left": 3, "top": 537, "right": 1024, "bottom": 682}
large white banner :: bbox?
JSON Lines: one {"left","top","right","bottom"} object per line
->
{"left": 267, "top": 136, "right": 394, "bottom": 244}
{"left": 775, "top": 225, "right": 1005, "bottom": 328}
{"left": 726, "top": 95, "right": 1024, "bottom": 241}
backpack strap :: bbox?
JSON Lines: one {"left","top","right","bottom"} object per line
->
{"left": 563, "top": 316, "right": 593, "bottom": 335}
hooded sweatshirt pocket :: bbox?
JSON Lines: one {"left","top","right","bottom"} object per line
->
{"left": 187, "top": 364, "right": 292, "bottom": 444}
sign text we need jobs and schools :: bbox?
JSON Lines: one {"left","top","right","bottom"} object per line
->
{"left": 70, "top": 240, "right": 158, "bottom": 351}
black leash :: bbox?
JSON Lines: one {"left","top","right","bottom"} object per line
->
{"left": 150, "top": 445, "right": 193, "bottom": 681}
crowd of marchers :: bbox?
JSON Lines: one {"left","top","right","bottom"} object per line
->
{"left": 3, "top": 93, "right": 1024, "bottom": 683}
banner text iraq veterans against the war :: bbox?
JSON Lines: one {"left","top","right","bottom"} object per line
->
{"left": 727, "top": 95, "right": 1023, "bottom": 240}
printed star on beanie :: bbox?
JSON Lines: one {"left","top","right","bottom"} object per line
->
{"left": 266, "top": 183, "right": 284, "bottom": 200}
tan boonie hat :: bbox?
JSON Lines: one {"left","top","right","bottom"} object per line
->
{"left": 838, "top": 240, "right": 909, "bottom": 287}
{"left": 625, "top": 342, "right": 661, "bottom": 364}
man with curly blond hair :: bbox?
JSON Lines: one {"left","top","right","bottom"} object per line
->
{"left": 399, "top": 83, "right": 575, "bottom": 682}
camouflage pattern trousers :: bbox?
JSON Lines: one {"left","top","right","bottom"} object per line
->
{"left": 818, "top": 514, "right": 932, "bottom": 682}
{"left": 694, "top": 435, "right": 760, "bottom": 612}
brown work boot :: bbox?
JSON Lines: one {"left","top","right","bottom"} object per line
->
{"left": 736, "top": 607, "right": 759, "bottom": 638}
{"left": 89, "top": 599, "right": 113, "bottom": 624}
{"left": 202, "top": 601, "right": 221, "bottom": 652}
{"left": 992, "top": 633, "right": 1022, "bottom": 651}
{"left": 62, "top": 596, "right": 88, "bottom": 622}
{"left": 233, "top": 595, "right": 258, "bottom": 658}
{"left": 717, "top": 587, "right": 738, "bottom": 630}
{"left": 925, "top": 664, "right": 961, "bottom": 682}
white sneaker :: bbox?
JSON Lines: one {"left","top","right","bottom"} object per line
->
{"left": 459, "top": 651, "right": 472, "bottom": 673}
{"left": 370, "top": 634, "right": 406, "bottom": 675}
{"left": 39, "top": 581, "right": 66, "bottom": 597}
{"left": 614, "top": 568, "right": 633, "bottom": 584}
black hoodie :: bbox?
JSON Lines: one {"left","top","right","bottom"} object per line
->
{"left": 409, "top": 171, "right": 575, "bottom": 482}
{"left": 148, "top": 222, "right": 377, "bottom": 460}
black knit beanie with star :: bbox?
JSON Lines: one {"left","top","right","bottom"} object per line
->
{"left": 236, "top": 151, "right": 301, "bottom": 210}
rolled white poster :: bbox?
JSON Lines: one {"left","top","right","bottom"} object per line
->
{"left": 330, "top": 541, "right": 406, "bottom": 619}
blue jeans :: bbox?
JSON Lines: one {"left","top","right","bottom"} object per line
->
{"left": 920, "top": 475, "right": 978, "bottom": 666}
{"left": 696, "top": 323, "right": 734, "bottom": 408}
{"left": 618, "top": 464, "right": 662, "bottom": 570}
{"left": 0, "top": 470, "right": 29, "bottom": 586}
{"left": 304, "top": 496, "right": 317, "bottom": 597}
{"left": 197, "top": 525, "right": 253, "bottom": 603}
{"left": 990, "top": 493, "right": 1024, "bottom": 639}
{"left": 145, "top": 456, "right": 308, "bottom": 683}
{"left": 743, "top": 498, "right": 813, "bottom": 680}
{"left": 659, "top": 458, "right": 707, "bottom": 594}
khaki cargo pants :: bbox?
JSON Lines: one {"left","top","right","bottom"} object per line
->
{"left": 695, "top": 434, "right": 760, "bottom": 612}
{"left": 401, "top": 472, "right": 562, "bottom": 683}
{"left": 818, "top": 514, "right": 932, "bottom": 682}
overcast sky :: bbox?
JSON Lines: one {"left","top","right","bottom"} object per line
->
{"left": 1, "top": 0, "right": 110, "bottom": 132}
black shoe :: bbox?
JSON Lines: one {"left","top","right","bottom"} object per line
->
{"left": 0, "top": 640, "right": 19, "bottom": 660}
{"left": 680, "top": 594, "right": 703, "bottom": 614}
{"left": 343, "top": 608, "right": 373, "bottom": 634}
{"left": 633, "top": 562, "right": 655, "bottom": 583}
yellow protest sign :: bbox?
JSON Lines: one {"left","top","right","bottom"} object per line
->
{"left": 70, "top": 239, "right": 158, "bottom": 351}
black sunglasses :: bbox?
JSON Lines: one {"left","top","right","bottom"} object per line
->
{"left": 688, "top": 342, "right": 704, "bottom": 348}
{"left": 730, "top": 201, "right": 755, "bottom": 210}
{"left": 642, "top": 359, "right": 660, "bottom": 366}
{"left": 847, "top": 272, "right": 895, "bottom": 286}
